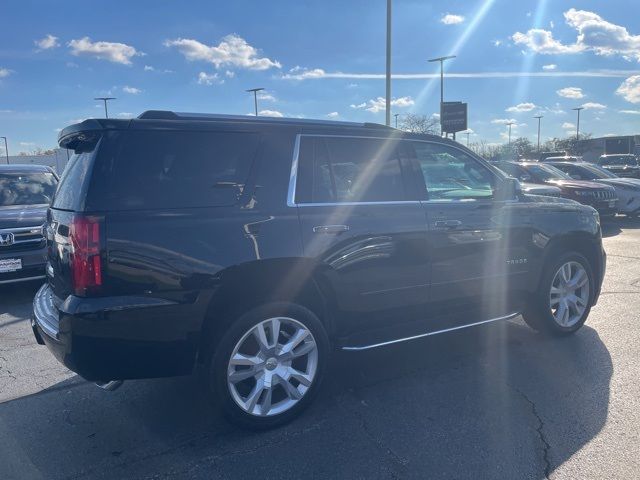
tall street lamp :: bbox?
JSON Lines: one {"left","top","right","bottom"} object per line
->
{"left": 533, "top": 115, "right": 543, "bottom": 152}
{"left": 385, "top": 0, "right": 392, "bottom": 126}
{"left": 0, "top": 136, "right": 8, "bottom": 164}
{"left": 393, "top": 113, "right": 400, "bottom": 128}
{"left": 427, "top": 55, "right": 456, "bottom": 136}
{"left": 506, "top": 122, "right": 515, "bottom": 146}
{"left": 572, "top": 107, "right": 584, "bottom": 141}
{"left": 464, "top": 131, "right": 471, "bottom": 147}
{"left": 246, "top": 88, "right": 265, "bottom": 116}
{"left": 94, "top": 97, "right": 116, "bottom": 118}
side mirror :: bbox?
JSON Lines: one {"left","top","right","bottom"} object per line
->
{"left": 495, "top": 176, "right": 521, "bottom": 201}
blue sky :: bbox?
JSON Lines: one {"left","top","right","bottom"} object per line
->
{"left": 2, "top": 0, "right": 640, "bottom": 153}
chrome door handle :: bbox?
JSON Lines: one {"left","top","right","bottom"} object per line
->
{"left": 313, "top": 225, "right": 350, "bottom": 234}
{"left": 434, "top": 219, "right": 462, "bottom": 228}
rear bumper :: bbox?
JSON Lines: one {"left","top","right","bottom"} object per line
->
{"left": 31, "top": 284, "right": 200, "bottom": 381}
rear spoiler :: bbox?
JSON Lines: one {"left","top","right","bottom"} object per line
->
{"left": 58, "top": 118, "right": 130, "bottom": 152}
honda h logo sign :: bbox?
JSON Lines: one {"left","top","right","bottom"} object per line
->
{"left": 0, "top": 232, "right": 15, "bottom": 247}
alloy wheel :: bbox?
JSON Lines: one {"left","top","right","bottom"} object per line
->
{"left": 549, "top": 261, "right": 590, "bottom": 327}
{"left": 227, "top": 317, "right": 318, "bottom": 417}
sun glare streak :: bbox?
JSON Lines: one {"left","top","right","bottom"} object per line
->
{"left": 513, "top": 0, "right": 550, "bottom": 106}
{"left": 414, "top": 0, "right": 498, "bottom": 111}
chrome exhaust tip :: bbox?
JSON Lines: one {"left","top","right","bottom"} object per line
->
{"left": 95, "top": 380, "right": 124, "bottom": 391}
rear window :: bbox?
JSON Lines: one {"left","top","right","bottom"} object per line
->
{"left": 90, "top": 130, "right": 259, "bottom": 210}
{"left": 295, "top": 136, "right": 407, "bottom": 203}
{"left": 0, "top": 172, "right": 58, "bottom": 206}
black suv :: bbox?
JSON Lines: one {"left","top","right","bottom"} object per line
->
{"left": 32, "top": 112, "right": 606, "bottom": 428}
{"left": 1, "top": 164, "right": 58, "bottom": 285}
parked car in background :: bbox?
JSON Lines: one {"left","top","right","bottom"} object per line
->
{"left": 519, "top": 182, "right": 562, "bottom": 197}
{"left": 0, "top": 164, "right": 58, "bottom": 285}
{"left": 493, "top": 161, "right": 618, "bottom": 217}
{"left": 548, "top": 161, "right": 640, "bottom": 217}
{"left": 540, "top": 155, "right": 583, "bottom": 163}
{"left": 597, "top": 154, "right": 640, "bottom": 178}
{"left": 32, "top": 112, "right": 606, "bottom": 429}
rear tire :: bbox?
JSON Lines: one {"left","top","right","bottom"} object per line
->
{"left": 205, "top": 302, "right": 329, "bottom": 429}
{"left": 523, "top": 252, "right": 594, "bottom": 336}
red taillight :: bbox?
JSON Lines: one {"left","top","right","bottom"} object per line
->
{"left": 70, "top": 215, "right": 103, "bottom": 296}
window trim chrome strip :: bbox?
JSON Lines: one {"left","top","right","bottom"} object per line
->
{"left": 340, "top": 312, "right": 520, "bottom": 351}
{"left": 286, "top": 133, "right": 501, "bottom": 207}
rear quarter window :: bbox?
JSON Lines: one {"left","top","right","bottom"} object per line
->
{"left": 52, "top": 150, "right": 96, "bottom": 211}
{"left": 89, "top": 130, "right": 260, "bottom": 211}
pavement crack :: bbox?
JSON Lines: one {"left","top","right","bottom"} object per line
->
{"left": 509, "top": 385, "right": 551, "bottom": 480}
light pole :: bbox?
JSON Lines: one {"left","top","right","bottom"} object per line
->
{"left": 533, "top": 115, "right": 543, "bottom": 152}
{"left": 506, "top": 122, "right": 515, "bottom": 146}
{"left": 393, "top": 113, "right": 400, "bottom": 128}
{"left": 572, "top": 107, "right": 584, "bottom": 141}
{"left": 246, "top": 88, "right": 265, "bottom": 116}
{"left": 0, "top": 136, "right": 8, "bottom": 164}
{"left": 464, "top": 131, "right": 471, "bottom": 147}
{"left": 385, "top": 0, "right": 392, "bottom": 126}
{"left": 428, "top": 55, "right": 456, "bottom": 136}
{"left": 94, "top": 97, "right": 116, "bottom": 118}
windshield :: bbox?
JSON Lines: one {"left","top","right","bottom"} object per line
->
{"left": 599, "top": 156, "right": 638, "bottom": 166}
{"left": 0, "top": 172, "right": 58, "bottom": 206}
{"left": 522, "top": 164, "right": 572, "bottom": 182}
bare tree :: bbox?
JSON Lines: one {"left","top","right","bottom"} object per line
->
{"left": 398, "top": 114, "right": 439, "bottom": 135}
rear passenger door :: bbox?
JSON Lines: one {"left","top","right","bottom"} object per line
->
{"left": 293, "top": 135, "right": 430, "bottom": 330}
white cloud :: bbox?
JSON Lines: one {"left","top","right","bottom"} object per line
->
{"left": 513, "top": 9, "right": 640, "bottom": 61}
{"left": 557, "top": 87, "right": 584, "bottom": 99}
{"left": 144, "top": 65, "right": 155, "bottom": 71}
{"left": 258, "top": 109, "right": 283, "bottom": 117}
{"left": 326, "top": 112, "right": 339, "bottom": 118}
{"left": 0, "top": 68, "right": 11, "bottom": 78}
{"left": 35, "top": 34, "right": 59, "bottom": 50}
{"left": 347, "top": 83, "right": 358, "bottom": 88}
{"left": 550, "top": 20, "right": 555, "bottom": 29}
{"left": 542, "top": 64, "right": 557, "bottom": 71}
{"left": 616, "top": 75, "right": 640, "bottom": 103}
{"left": 441, "top": 14, "right": 465, "bottom": 25}
{"left": 225, "top": 70, "right": 235, "bottom": 78}
{"left": 581, "top": 102, "right": 606, "bottom": 110}
{"left": 620, "top": 109, "right": 640, "bottom": 114}
{"left": 122, "top": 85, "right": 142, "bottom": 94}
{"left": 165, "top": 34, "right": 281, "bottom": 71}
{"left": 282, "top": 66, "right": 326, "bottom": 80}
{"left": 562, "top": 122, "right": 576, "bottom": 130}
{"left": 493, "top": 40, "right": 502, "bottom": 47}
{"left": 506, "top": 102, "right": 536, "bottom": 112}
{"left": 116, "top": 112, "right": 134, "bottom": 118}
{"left": 257, "top": 91, "right": 276, "bottom": 101}
{"left": 491, "top": 118, "right": 517, "bottom": 125}
{"left": 197, "top": 72, "right": 222, "bottom": 85}
{"left": 546, "top": 103, "right": 566, "bottom": 115}
{"left": 68, "top": 37, "right": 140, "bottom": 65}
{"left": 351, "top": 96, "right": 415, "bottom": 113}
{"left": 19, "top": 142, "right": 35, "bottom": 147}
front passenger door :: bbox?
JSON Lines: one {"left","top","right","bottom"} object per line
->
{"left": 406, "top": 141, "right": 530, "bottom": 314}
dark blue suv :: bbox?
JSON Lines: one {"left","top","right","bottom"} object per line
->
{"left": 32, "top": 111, "right": 605, "bottom": 428}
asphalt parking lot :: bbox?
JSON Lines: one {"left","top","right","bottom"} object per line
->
{"left": 1, "top": 217, "right": 639, "bottom": 480}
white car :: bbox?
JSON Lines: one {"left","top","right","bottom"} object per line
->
{"left": 549, "top": 161, "right": 640, "bottom": 216}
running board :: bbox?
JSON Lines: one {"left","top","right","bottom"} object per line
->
{"left": 340, "top": 312, "right": 521, "bottom": 351}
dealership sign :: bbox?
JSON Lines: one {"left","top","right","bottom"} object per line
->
{"left": 441, "top": 102, "right": 467, "bottom": 133}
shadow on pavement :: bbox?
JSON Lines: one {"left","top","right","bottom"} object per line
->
{"left": 602, "top": 215, "right": 640, "bottom": 238}
{"left": 0, "top": 318, "right": 611, "bottom": 479}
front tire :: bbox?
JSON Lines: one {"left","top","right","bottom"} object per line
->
{"left": 523, "top": 252, "right": 594, "bottom": 335}
{"left": 206, "top": 302, "right": 329, "bottom": 429}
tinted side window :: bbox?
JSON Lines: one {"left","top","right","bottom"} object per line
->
{"left": 408, "top": 142, "right": 495, "bottom": 200}
{"left": 52, "top": 150, "right": 96, "bottom": 211}
{"left": 93, "top": 130, "right": 259, "bottom": 210}
{"left": 296, "top": 136, "right": 406, "bottom": 203}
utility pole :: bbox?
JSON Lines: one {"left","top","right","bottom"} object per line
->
{"left": 427, "top": 55, "right": 456, "bottom": 136}
{"left": 385, "top": 0, "right": 392, "bottom": 126}
{"left": 393, "top": 113, "right": 399, "bottom": 128}
{"left": 464, "top": 131, "right": 470, "bottom": 147}
{"left": 572, "top": 107, "right": 584, "bottom": 141}
{"left": 94, "top": 97, "right": 116, "bottom": 118}
{"left": 533, "top": 115, "right": 543, "bottom": 152}
{"left": 0, "top": 136, "right": 8, "bottom": 164}
{"left": 246, "top": 88, "right": 265, "bottom": 116}
{"left": 506, "top": 122, "right": 515, "bottom": 146}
